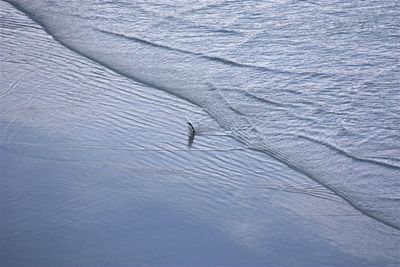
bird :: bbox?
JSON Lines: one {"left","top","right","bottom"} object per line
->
{"left": 187, "top": 121, "right": 195, "bottom": 147}
{"left": 187, "top": 121, "right": 195, "bottom": 136}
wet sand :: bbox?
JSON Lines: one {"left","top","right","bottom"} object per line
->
{"left": 1, "top": 2, "right": 399, "bottom": 266}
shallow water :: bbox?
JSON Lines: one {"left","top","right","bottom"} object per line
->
{"left": 1, "top": 1, "right": 399, "bottom": 266}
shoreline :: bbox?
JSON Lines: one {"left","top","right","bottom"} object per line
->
{"left": 1, "top": 1, "right": 399, "bottom": 266}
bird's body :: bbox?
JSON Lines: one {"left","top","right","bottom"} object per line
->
{"left": 187, "top": 122, "right": 195, "bottom": 147}
{"left": 187, "top": 122, "right": 195, "bottom": 136}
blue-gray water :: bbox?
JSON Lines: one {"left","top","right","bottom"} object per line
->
{"left": 1, "top": 1, "right": 399, "bottom": 266}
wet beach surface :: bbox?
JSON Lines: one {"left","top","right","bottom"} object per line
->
{"left": 1, "top": 1, "right": 399, "bottom": 266}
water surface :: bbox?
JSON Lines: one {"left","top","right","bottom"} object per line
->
{"left": 1, "top": 1, "right": 399, "bottom": 266}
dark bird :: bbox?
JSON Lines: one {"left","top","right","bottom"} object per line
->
{"left": 187, "top": 122, "right": 195, "bottom": 147}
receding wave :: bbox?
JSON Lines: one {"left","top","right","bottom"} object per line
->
{"left": 94, "top": 28, "right": 333, "bottom": 79}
